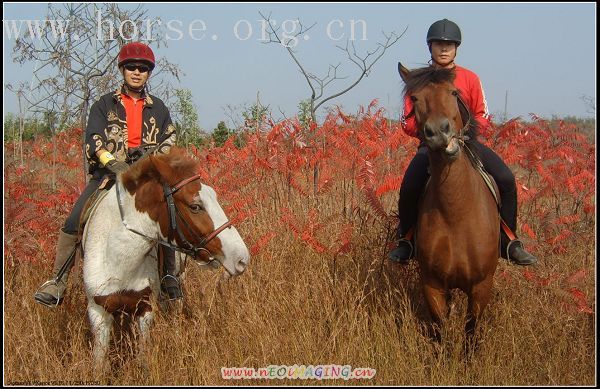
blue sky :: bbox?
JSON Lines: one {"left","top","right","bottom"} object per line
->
{"left": 3, "top": 2, "right": 597, "bottom": 131}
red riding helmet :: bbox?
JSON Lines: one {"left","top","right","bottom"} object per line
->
{"left": 118, "top": 42, "right": 155, "bottom": 70}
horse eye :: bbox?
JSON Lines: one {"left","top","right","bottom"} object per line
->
{"left": 410, "top": 95, "right": 418, "bottom": 102}
{"left": 189, "top": 203, "right": 204, "bottom": 213}
{"left": 451, "top": 90, "right": 459, "bottom": 96}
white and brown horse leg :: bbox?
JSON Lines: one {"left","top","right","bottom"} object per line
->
{"left": 465, "top": 275, "right": 494, "bottom": 356}
{"left": 88, "top": 301, "right": 114, "bottom": 374}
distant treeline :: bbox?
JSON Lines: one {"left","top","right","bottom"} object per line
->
{"left": 4, "top": 112, "right": 595, "bottom": 145}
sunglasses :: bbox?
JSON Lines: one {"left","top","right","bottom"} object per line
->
{"left": 124, "top": 64, "right": 150, "bottom": 73}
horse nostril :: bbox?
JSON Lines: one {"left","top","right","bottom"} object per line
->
{"left": 440, "top": 119, "right": 450, "bottom": 135}
{"left": 424, "top": 125, "right": 435, "bottom": 138}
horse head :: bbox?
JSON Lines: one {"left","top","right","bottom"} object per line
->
{"left": 121, "top": 147, "right": 250, "bottom": 277}
{"left": 398, "top": 62, "right": 477, "bottom": 160}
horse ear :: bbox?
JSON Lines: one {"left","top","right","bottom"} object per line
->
{"left": 398, "top": 62, "right": 411, "bottom": 83}
{"left": 150, "top": 154, "right": 175, "bottom": 185}
{"left": 121, "top": 157, "right": 157, "bottom": 193}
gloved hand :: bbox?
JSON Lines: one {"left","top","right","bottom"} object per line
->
{"left": 105, "top": 159, "right": 129, "bottom": 174}
{"left": 98, "top": 150, "right": 129, "bottom": 174}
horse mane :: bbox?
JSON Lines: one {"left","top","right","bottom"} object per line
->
{"left": 404, "top": 66, "right": 479, "bottom": 142}
{"left": 123, "top": 146, "right": 200, "bottom": 193}
{"left": 153, "top": 147, "right": 199, "bottom": 179}
{"left": 402, "top": 66, "right": 456, "bottom": 95}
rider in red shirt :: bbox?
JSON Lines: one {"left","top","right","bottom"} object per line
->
{"left": 389, "top": 19, "right": 537, "bottom": 266}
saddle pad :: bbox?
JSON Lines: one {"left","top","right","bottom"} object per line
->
{"left": 78, "top": 176, "right": 114, "bottom": 236}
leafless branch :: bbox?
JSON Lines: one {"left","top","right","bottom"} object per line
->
{"left": 260, "top": 12, "right": 406, "bottom": 123}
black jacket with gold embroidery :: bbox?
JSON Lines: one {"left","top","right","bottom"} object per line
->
{"left": 85, "top": 86, "right": 177, "bottom": 175}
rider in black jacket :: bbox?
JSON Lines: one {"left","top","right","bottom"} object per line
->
{"left": 34, "top": 42, "right": 183, "bottom": 308}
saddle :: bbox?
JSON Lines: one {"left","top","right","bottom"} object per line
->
{"left": 462, "top": 143, "right": 501, "bottom": 209}
{"left": 462, "top": 145, "right": 517, "bottom": 240}
{"left": 78, "top": 175, "right": 115, "bottom": 236}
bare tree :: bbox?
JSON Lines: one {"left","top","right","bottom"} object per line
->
{"left": 5, "top": 84, "right": 26, "bottom": 166}
{"left": 580, "top": 94, "right": 595, "bottom": 115}
{"left": 11, "top": 3, "right": 182, "bottom": 181}
{"left": 259, "top": 12, "right": 405, "bottom": 195}
{"left": 222, "top": 94, "right": 272, "bottom": 134}
{"left": 259, "top": 12, "right": 406, "bottom": 123}
{"left": 222, "top": 103, "right": 246, "bottom": 131}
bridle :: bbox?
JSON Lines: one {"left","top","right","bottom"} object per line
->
{"left": 404, "top": 91, "right": 472, "bottom": 143}
{"left": 454, "top": 94, "right": 473, "bottom": 142}
{"left": 115, "top": 169, "right": 233, "bottom": 267}
{"left": 161, "top": 173, "right": 233, "bottom": 263}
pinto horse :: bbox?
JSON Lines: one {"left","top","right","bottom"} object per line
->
{"left": 81, "top": 147, "right": 250, "bottom": 369}
{"left": 398, "top": 63, "right": 499, "bottom": 350}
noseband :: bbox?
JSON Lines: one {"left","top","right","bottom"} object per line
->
{"left": 115, "top": 172, "right": 233, "bottom": 267}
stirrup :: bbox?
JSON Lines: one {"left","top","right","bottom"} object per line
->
{"left": 389, "top": 238, "right": 415, "bottom": 263}
{"left": 160, "top": 274, "right": 183, "bottom": 301}
{"left": 506, "top": 239, "right": 537, "bottom": 265}
{"left": 33, "top": 279, "right": 64, "bottom": 308}
{"left": 505, "top": 239, "right": 523, "bottom": 262}
{"left": 400, "top": 238, "right": 414, "bottom": 259}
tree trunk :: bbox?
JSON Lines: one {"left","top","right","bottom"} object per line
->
{"left": 17, "top": 92, "right": 24, "bottom": 165}
{"left": 81, "top": 86, "right": 91, "bottom": 184}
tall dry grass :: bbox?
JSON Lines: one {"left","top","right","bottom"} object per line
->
{"left": 4, "top": 160, "right": 596, "bottom": 386}
{"left": 3, "top": 113, "right": 596, "bottom": 386}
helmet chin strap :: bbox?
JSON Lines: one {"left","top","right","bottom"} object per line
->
{"left": 124, "top": 82, "right": 145, "bottom": 94}
{"left": 121, "top": 67, "right": 146, "bottom": 94}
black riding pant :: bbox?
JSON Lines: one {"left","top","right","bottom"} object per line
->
{"left": 396, "top": 141, "right": 518, "bottom": 238}
{"left": 62, "top": 177, "right": 101, "bottom": 235}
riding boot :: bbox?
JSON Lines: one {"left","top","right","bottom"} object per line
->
{"left": 389, "top": 145, "right": 429, "bottom": 264}
{"left": 34, "top": 229, "right": 79, "bottom": 307}
{"left": 500, "top": 230, "right": 538, "bottom": 266}
{"left": 161, "top": 247, "right": 183, "bottom": 300}
{"left": 499, "top": 192, "right": 537, "bottom": 265}
{"left": 388, "top": 223, "right": 415, "bottom": 264}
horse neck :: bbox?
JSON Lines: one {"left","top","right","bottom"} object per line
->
{"left": 115, "top": 180, "right": 162, "bottom": 241}
{"left": 427, "top": 148, "right": 480, "bottom": 209}
{"left": 82, "top": 183, "right": 160, "bottom": 296}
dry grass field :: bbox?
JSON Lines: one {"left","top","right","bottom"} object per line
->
{"left": 3, "top": 114, "right": 596, "bottom": 386}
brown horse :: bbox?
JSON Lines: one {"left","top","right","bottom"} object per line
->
{"left": 398, "top": 63, "right": 500, "bottom": 350}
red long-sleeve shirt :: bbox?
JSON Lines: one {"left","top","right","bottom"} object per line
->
{"left": 401, "top": 65, "right": 491, "bottom": 138}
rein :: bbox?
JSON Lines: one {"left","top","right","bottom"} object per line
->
{"left": 115, "top": 172, "right": 232, "bottom": 267}
{"left": 454, "top": 94, "right": 472, "bottom": 142}
{"left": 454, "top": 96, "right": 501, "bottom": 209}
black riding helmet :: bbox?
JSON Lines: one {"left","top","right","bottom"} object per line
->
{"left": 426, "top": 19, "right": 461, "bottom": 46}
